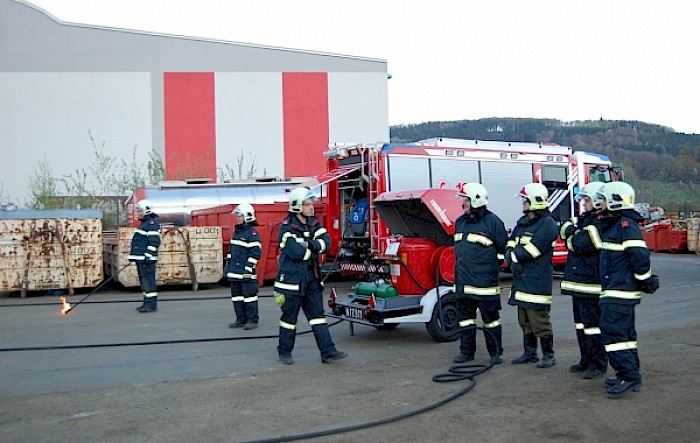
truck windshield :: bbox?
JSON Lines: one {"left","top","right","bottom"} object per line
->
{"left": 589, "top": 166, "right": 612, "bottom": 183}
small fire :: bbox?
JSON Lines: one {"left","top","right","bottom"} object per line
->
{"left": 60, "top": 296, "right": 72, "bottom": 314}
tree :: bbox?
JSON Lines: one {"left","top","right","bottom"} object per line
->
{"left": 27, "top": 157, "right": 60, "bottom": 209}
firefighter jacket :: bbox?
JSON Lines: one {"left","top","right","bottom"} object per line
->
{"left": 273, "top": 213, "right": 330, "bottom": 297}
{"left": 597, "top": 209, "right": 651, "bottom": 306}
{"left": 506, "top": 210, "right": 558, "bottom": 311}
{"left": 453, "top": 208, "right": 508, "bottom": 300}
{"left": 559, "top": 212, "right": 603, "bottom": 299}
{"left": 226, "top": 223, "right": 262, "bottom": 282}
{"left": 128, "top": 213, "right": 161, "bottom": 261}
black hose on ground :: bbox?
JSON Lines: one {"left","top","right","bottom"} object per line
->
{"left": 0, "top": 320, "right": 343, "bottom": 353}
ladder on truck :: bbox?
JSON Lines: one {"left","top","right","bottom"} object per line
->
{"left": 359, "top": 144, "right": 382, "bottom": 256}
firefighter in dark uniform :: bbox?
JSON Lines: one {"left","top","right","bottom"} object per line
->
{"left": 128, "top": 199, "right": 161, "bottom": 313}
{"left": 453, "top": 183, "right": 508, "bottom": 365}
{"left": 596, "top": 182, "right": 657, "bottom": 398}
{"left": 274, "top": 187, "right": 348, "bottom": 365}
{"left": 226, "top": 203, "right": 262, "bottom": 330}
{"left": 506, "top": 183, "right": 559, "bottom": 368}
{"left": 560, "top": 182, "right": 608, "bottom": 379}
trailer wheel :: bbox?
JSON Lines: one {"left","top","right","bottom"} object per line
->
{"left": 426, "top": 293, "right": 459, "bottom": 343}
{"left": 374, "top": 324, "right": 399, "bottom": 331}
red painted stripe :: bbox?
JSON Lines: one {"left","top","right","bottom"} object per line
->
{"left": 282, "top": 72, "right": 329, "bottom": 177}
{"left": 163, "top": 72, "right": 216, "bottom": 181}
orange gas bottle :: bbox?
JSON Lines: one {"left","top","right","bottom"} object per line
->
{"left": 390, "top": 237, "right": 438, "bottom": 296}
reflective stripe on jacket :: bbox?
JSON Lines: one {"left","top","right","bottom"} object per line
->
{"left": 560, "top": 212, "right": 602, "bottom": 299}
{"left": 506, "top": 210, "right": 558, "bottom": 311}
{"left": 598, "top": 210, "right": 651, "bottom": 305}
{"left": 128, "top": 214, "right": 160, "bottom": 261}
{"left": 274, "top": 213, "right": 330, "bottom": 296}
{"left": 453, "top": 209, "right": 508, "bottom": 300}
{"left": 226, "top": 223, "right": 262, "bottom": 281}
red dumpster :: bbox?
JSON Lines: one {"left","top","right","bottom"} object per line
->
{"left": 643, "top": 229, "right": 658, "bottom": 252}
{"left": 190, "top": 202, "right": 326, "bottom": 286}
{"left": 655, "top": 224, "right": 687, "bottom": 253}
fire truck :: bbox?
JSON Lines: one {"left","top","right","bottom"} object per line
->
{"left": 316, "top": 137, "right": 621, "bottom": 341}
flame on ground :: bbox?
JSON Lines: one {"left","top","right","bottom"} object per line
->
{"left": 60, "top": 296, "right": 72, "bottom": 314}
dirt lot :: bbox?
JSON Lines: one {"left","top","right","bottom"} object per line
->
{"left": 1, "top": 254, "right": 699, "bottom": 443}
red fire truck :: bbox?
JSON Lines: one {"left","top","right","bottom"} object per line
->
{"left": 310, "top": 137, "right": 620, "bottom": 273}
{"left": 315, "top": 137, "right": 621, "bottom": 341}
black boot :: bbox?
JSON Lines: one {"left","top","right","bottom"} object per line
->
{"left": 569, "top": 328, "right": 588, "bottom": 372}
{"left": 232, "top": 301, "right": 247, "bottom": 326}
{"left": 244, "top": 300, "right": 259, "bottom": 330}
{"left": 537, "top": 335, "right": 556, "bottom": 368}
{"left": 607, "top": 378, "right": 643, "bottom": 398}
{"left": 138, "top": 297, "right": 157, "bottom": 313}
{"left": 484, "top": 325, "right": 503, "bottom": 365}
{"left": 512, "top": 333, "right": 539, "bottom": 364}
{"left": 135, "top": 295, "right": 146, "bottom": 311}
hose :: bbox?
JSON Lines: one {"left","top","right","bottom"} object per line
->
{"left": 0, "top": 319, "right": 343, "bottom": 353}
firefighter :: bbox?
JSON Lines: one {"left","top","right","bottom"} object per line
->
{"left": 560, "top": 182, "right": 608, "bottom": 379}
{"left": 453, "top": 183, "right": 508, "bottom": 365}
{"left": 273, "top": 187, "right": 348, "bottom": 365}
{"left": 506, "top": 183, "right": 559, "bottom": 368}
{"left": 596, "top": 182, "right": 658, "bottom": 398}
{"left": 128, "top": 199, "right": 161, "bottom": 313}
{"left": 226, "top": 203, "right": 262, "bottom": 330}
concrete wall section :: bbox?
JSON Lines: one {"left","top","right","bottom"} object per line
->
{"left": 0, "top": 72, "right": 153, "bottom": 203}
{"left": 163, "top": 72, "right": 217, "bottom": 181}
{"left": 282, "top": 73, "right": 330, "bottom": 178}
{"left": 328, "top": 72, "right": 390, "bottom": 145}
{"left": 214, "top": 73, "right": 284, "bottom": 182}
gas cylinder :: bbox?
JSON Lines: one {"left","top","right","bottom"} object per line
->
{"left": 355, "top": 282, "right": 399, "bottom": 298}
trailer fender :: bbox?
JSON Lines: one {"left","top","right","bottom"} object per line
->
{"left": 424, "top": 286, "right": 460, "bottom": 343}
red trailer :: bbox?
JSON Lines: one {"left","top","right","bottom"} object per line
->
{"left": 189, "top": 201, "right": 327, "bottom": 286}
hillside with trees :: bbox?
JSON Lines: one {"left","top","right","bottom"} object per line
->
{"left": 390, "top": 118, "right": 700, "bottom": 213}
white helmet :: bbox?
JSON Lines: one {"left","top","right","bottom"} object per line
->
{"left": 232, "top": 203, "right": 256, "bottom": 223}
{"left": 458, "top": 182, "right": 489, "bottom": 208}
{"left": 137, "top": 199, "right": 154, "bottom": 216}
{"left": 289, "top": 187, "right": 316, "bottom": 213}
{"left": 599, "top": 182, "right": 635, "bottom": 211}
{"left": 575, "top": 182, "right": 606, "bottom": 210}
{"left": 518, "top": 183, "right": 549, "bottom": 210}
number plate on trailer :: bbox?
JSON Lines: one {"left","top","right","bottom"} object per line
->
{"left": 344, "top": 306, "right": 366, "bottom": 320}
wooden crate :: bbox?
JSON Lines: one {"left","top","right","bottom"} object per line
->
{"left": 688, "top": 218, "right": 699, "bottom": 253}
{"left": 103, "top": 226, "right": 223, "bottom": 290}
{"left": 0, "top": 210, "right": 104, "bottom": 296}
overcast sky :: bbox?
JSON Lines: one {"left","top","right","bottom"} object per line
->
{"left": 28, "top": 0, "right": 700, "bottom": 134}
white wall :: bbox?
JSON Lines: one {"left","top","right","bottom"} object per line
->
{"left": 214, "top": 72, "right": 284, "bottom": 181}
{"left": 0, "top": 72, "right": 153, "bottom": 204}
{"left": 328, "top": 72, "right": 389, "bottom": 144}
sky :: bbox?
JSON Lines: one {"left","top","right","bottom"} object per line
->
{"left": 27, "top": 0, "right": 700, "bottom": 135}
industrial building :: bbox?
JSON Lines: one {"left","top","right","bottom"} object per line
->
{"left": 0, "top": 0, "right": 389, "bottom": 205}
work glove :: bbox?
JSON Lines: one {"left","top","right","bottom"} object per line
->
{"left": 307, "top": 239, "right": 319, "bottom": 252}
{"left": 638, "top": 275, "right": 660, "bottom": 294}
{"left": 505, "top": 252, "right": 522, "bottom": 274}
{"left": 274, "top": 291, "right": 286, "bottom": 306}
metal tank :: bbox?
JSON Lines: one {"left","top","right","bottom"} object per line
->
{"left": 125, "top": 179, "right": 317, "bottom": 227}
